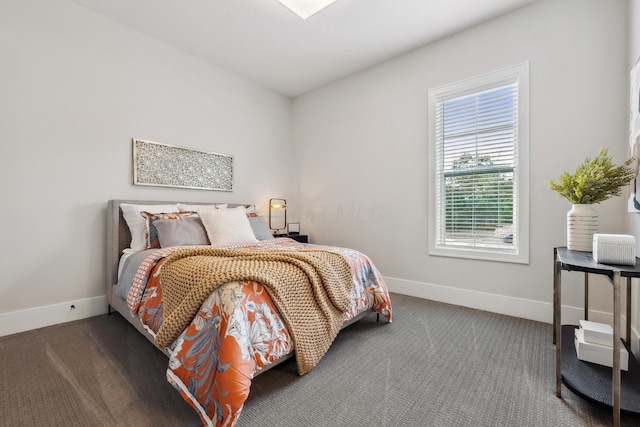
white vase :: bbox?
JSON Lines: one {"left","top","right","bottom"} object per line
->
{"left": 567, "top": 204, "right": 599, "bottom": 251}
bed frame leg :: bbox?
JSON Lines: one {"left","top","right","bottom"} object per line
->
{"left": 376, "top": 313, "right": 379, "bottom": 322}
{"left": 108, "top": 304, "right": 113, "bottom": 315}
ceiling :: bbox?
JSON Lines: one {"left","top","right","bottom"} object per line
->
{"left": 73, "top": 0, "right": 539, "bottom": 97}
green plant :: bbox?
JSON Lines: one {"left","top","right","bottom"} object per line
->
{"left": 547, "top": 148, "right": 635, "bottom": 204}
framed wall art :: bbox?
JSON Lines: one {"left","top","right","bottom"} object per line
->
{"left": 631, "top": 57, "right": 640, "bottom": 149}
{"left": 132, "top": 139, "right": 233, "bottom": 191}
{"left": 629, "top": 57, "right": 640, "bottom": 212}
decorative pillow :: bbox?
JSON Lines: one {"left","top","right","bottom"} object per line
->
{"left": 198, "top": 206, "right": 258, "bottom": 245}
{"left": 120, "top": 204, "right": 178, "bottom": 251}
{"left": 153, "top": 217, "right": 210, "bottom": 247}
{"left": 249, "top": 216, "right": 274, "bottom": 240}
{"left": 178, "top": 203, "right": 227, "bottom": 212}
{"left": 245, "top": 204, "right": 259, "bottom": 218}
{"left": 140, "top": 211, "right": 196, "bottom": 249}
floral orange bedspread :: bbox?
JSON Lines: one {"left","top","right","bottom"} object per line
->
{"left": 125, "top": 238, "right": 392, "bottom": 427}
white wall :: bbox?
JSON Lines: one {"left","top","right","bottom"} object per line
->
{"left": 292, "top": 0, "right": 629, "bottom": 323}
{"left": 1, "top": 0, "right": 633, "bottom": 337}
{"left": 0, "top": 0, "right": 292, "bottom": 334}
{"left": 627, "top": 0, "right": 640, "bottom": 357}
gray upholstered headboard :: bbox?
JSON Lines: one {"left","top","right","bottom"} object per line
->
{"left": 106, "top": 199, "right": 248, "bottom": 306}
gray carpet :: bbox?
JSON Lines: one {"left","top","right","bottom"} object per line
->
{"left": 0, "top": 293, "right": 633, "bottom": 426}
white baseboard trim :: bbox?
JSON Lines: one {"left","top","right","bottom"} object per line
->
{"left": 4, "top": 282, "right": 639, "bottom": 359}
{"left": 0, "top": 296, "right": 107, "bottom": 337}
{"left": 384, "top": 276, "right": 623, "bottom": 327}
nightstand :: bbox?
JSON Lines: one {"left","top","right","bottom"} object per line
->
{"left": 274, "top": 234, "right": 308, "bottom": 243}
{"left": 553, "top": 247, "right": 640, "bottom": 426}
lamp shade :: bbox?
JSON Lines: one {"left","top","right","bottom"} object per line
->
{"left": 269, "top": 198, "right": 287, "bottom": 231}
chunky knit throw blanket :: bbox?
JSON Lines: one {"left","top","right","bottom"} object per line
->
{"left": 155, "top": 247, "right": 354, "bottom": 375}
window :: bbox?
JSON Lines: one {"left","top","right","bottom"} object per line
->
{"left": 428, "top": 63, "right": 529, "bottom": 263}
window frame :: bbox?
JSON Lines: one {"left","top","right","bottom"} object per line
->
{"left": 427, "top": 62, "right": 529, "bottom": 264}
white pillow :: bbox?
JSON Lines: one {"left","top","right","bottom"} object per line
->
{"left": 120, "top": 203, "right": 178, "bottom": 251}
{"left": 198, "top": 206, "right": 258, "bottom": 245}
{"left": 178, "top": 203, "right": 227, "bottom": 212}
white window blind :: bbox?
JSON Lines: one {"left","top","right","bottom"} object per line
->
{"left": 428, "top": 63, "right": 529, "bottom": 264}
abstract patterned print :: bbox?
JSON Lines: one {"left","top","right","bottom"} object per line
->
{"left": 127, "top": 238, "right": 392, "bottom": 426}
{"left": 133, "top": 139, "right": 233, "bottom": 191}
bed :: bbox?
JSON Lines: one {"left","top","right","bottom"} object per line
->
{"left": 106, "top": 199, "right": 392, "bottom": 426}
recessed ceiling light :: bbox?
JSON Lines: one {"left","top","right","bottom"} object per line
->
{"left": 278, "top": 0, "right": 337, "bottom": 19}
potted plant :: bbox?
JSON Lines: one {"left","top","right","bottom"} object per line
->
{"left": 547, "top": 148, "right": 635, "bottom": 251}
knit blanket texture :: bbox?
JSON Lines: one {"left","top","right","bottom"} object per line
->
{"left": 155, "top": 247, "right": 354, "bottom": 375}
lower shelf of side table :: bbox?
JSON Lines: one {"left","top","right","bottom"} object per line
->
{"left": 561, "top": 325, "right": 640, "bottom": 414}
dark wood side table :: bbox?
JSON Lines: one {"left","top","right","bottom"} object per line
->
{"left": 553, "top": 247, "right": 640, "bottom": 427}
{"left": 274, "top": 234, "right": 308, "bottom": 243}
